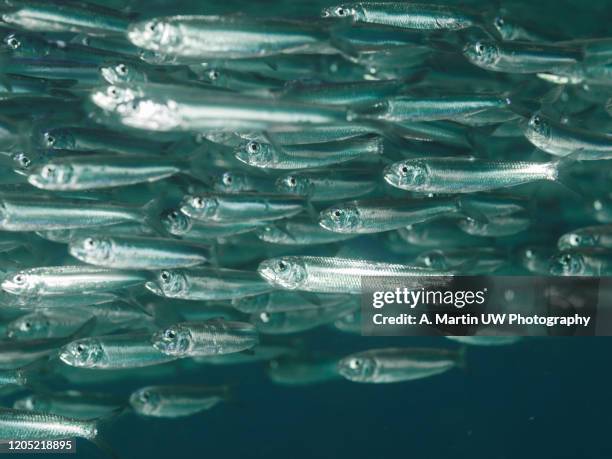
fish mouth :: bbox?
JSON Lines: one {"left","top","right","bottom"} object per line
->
{"left": 382, "top": 166, "right": 400, "bottom": 187}
{"left": 26, "top": 174, "right": 46, "bottom": 189}
{"left": 1, "top": 279, "right": 20, "bottom": 295}
{"left": 58, "top": 348, "right": 76, "bottom": 366}
{"left": 145, "top": 281, "right": 163, "bottom": 296}
{"left": 99, "top": 66, "right": 117, "bottom": 84}
{"left": 256, "top": 262, "right": 277, "bottom": 285}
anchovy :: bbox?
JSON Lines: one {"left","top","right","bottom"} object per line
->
{"left": 257, "top": 256, "right": 452, "bottom": 293}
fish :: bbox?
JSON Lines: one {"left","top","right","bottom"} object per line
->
{"left": 180, "top": 192, "right": 308, "bottom": 223}
{"left": 415, "top": 247, "right": 508, "bottom": 273}
{"left": 59, "top": 332, "right": 177, "bottom": 369}
{"left": 348, "top": 94, "right": 512, "bottom": 123}
{"left": 457, "top": 211, "right": 531, "bottom": 237}
{"left": 463, "top": 40, "right": 583, "bottom": 73}
{"left": 257, "top": 256, "right": 452, "bottom": 293}
{"left": 232, "top": 291, "right": 353, "bottom": 313}
{"left": 337, "top": 347, "right": 465, "bottom": 383}
{"left": 196, "top": 344, "right": 295, "bottom": 365}
{"left": 275, "top": 168, "right": 378, "bottom": 201}
{"left": 91, "top": 84, "right": 351, "bottom": 132}
{"left": 151, "top": 319, "right": 258, "bottom": 357}
{"left": 558, "top": 225, "right": 612, "bottom": 250}
{"left": 14, "top": 390, "right": 124, "bottom": 419}
{"left": 318, "top": 196, "right": 482, "bottom": 234}
{"left": 383, "top": 156, "right": 574, "bottom": 193}
{"left": 321, "top": 2, "right": 497, "bottom": 36}
{"left": 0, "top": 0, "right": 134, "bottom": 34}
{"left": 252, "top": 302, "right": 358, "bottom": 334}
{"left": 256, "top": 217, "right": 358, "bottom": 245}
{"left": 36, "top": 223, "right": 155, "bottom": 244}
{"left": 267, "top": 356, "right": 342, "bottom": 386}
{"left": 39, "top": 126, "right": 174, "bottom": 154}
{"left": 0, "top": 195, "right": 161, "bottom": 231}
{"left": 550, "top": 248, "right": 612, "bottom": 276}
{"left": 68, "top": 235, "right": 212, "bottom": 270}
{"left": 209, "top": 170, "right": 277, "bottom": 194}
{"left": 127, "top": 16, "right": 331, "bottom": 60}
{"left": 396, "top": 221, "right": 484, "bottom": 248}
{"left": 145, "top": 267, "right": 273, "bottom": 300}
{"left": 234, "top": 134, "right": 384, "bottom": 169}
{"left": 161, "top": 208, "right": 264, "bottom": 240}
{"left": 1, "top": 266, "right": 147, "bottom": 297}
{"left": 524, "top": 112, "right": 612, "bottom": 159}
{"left": 446, "top": 335, "right": 521, "bottom": 346}
{"left": 129, "top": 385, "right": 230, "bottom": 418}
{"left": 26, "top": 154, "right": 208, "bottom": 190}
{"left": 518, "top": 246, "right": 555, "bottom": 274}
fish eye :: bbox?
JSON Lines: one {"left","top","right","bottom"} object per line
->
{"left": 41, "top": 165, "right": 56, "bottom": 178}
{"left": 140, "top": 391, "right": 150, "bottom": 402}
{"left": 6, "top": 36, "right": 20, "bottom": 49}
{"left": 83, "top": 238, "right": 96, "bottom": 249}
{"left": 423, "top": 256, "right": 433, "bottom": 266}
{"left": 335, "top": 6, "right": 346, "bottom": 15}
{"left": 116, "top": 63, "right": 128, "bottom": 75}
{"left": 164, "top": 329, "right": 176, "bottom": 339}
{"left": 495, "top": 17, "right": 505, "bottom": 27}
{"left": 349, "top": 358, "right": 362, "bottom": 369}
{"left": 108, "top": 87, "right": 118, "bottom": 97}
{"left": 23, "top": 321, "right": 31, "bottom": 330}
{"left": 208, "top": 70, "right": 219, "bottom": 80}
{"left": 260, "top": 312, "right": 270, "bottom": 323}
{"left": 277, "top": 260, "right": 287, "bottom": 271}
{"left": 287, "top": 176, "right": 297, "bottom": 186}
{"left": 333, "top": 210, "right": 342, "bottom": 217}
{"left": 44, "top": 134, "right": 55, "bottom": 146}
{"left": 561, "top": 254, "right": 573, "bottom": 264}
{"left": 160, "top": 270, "right": 171, "bottom": 282}
{"left": 13, "top": 274, "right": 25, "bottom": 284}
{"left": 525, "top": 249, "right": 534, "bottom": 258}
{"left": 76, "top": 344, "right": 85, "bottom": 353}
{"left": 401, "top": 165, "right": 409, "bottom": 174}
{"left": 476, "top": 42, "right": 485, "bottom": 54}
{"left": 247, "top": 141, "right": 260, "bottom": 154}
{"left": 569, "top": 234, "right": 581, "bottom": 245}
{"left": 222, "top": 173, "right": 233, "bottom": 185}
{"left": 13, "top": 153, "right": 30, "bottom": 168}
{"left": 593, "top": 200, "right": 603, "bottom": 211}
{"left": 532, "top": 115, "right": 541, "bottom": 126}
{"left": 193, "top": 197, "right": 204, "bottom": 208}
{"left": 147, "top": 22, "right": 156, "bottom": 32}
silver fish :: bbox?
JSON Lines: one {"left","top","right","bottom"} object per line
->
{"left": 152, "top": 319, "right": 258, "bottom": 357}
{"left": 257, "top": 256, "right": 451, "bottom": 293}
{"left": 129, "top": 385, "right": 229, "bottom": 418}
{"left": 337, "top": 347, "right": 465, "bottom": 383}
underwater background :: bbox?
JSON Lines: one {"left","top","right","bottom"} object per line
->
{"left": 0, "top": 0, "right": 609, "bottom": 458}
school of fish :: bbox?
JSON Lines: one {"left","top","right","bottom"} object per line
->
{"left": 0, "top": 0, "right": 606, "bottom": 456}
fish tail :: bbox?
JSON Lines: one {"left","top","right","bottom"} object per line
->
{"left": 551, "top": 153, "right": 584, "bottom": 197}
{"left": 141, "top": 198, "right": 167, "bottom": 236}
{"left": 456, "top": 345, "right": 468, "bottom": 370}
{"left": 88, "top": 408, "right": 127, "bottom": 459}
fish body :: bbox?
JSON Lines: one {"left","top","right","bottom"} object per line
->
{"left": 59, "top": 333, "right": 176, "bottom": 369}
{"left": 384, "top": 157, "right": 561, "bottom": 193}
{"left": 146, "top": 267, "right": 273, "bottom": 300}
{"left": 276, "top": 168, "right": 378, "bottom": 201}
{"left": 337, "top": 347, "right": 464, "bottom": 383}
{"left": 152, "top": 319, "right": 258, "bottom": 357}
{"left": 257, "top": 256, "right": 451, "bottom": 293}
{"left": 1, "top": 266, "right": 147, "bottom": 296}
{"left": 256, "top": 217, "right": 357, "bottom": 245}
{"left": 180, "top": 192, "right": 307, "bottom": 223}
{"left": 128, "top": 16, "right": 330, "bottom": 60}
{"left": 69, "top": 235, "right": 212, "bottom": 270}
{"left": 129, "top": 385, "right": 229, "bottom": 418}
{"left": 558, "top": 225, "right": 612, "bottom": 250}
{"left": 235, "top": 134, "right": 384, "bottom": 169}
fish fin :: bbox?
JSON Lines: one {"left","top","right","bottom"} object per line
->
{"left": 68, "top": 316, "right": 97, "bottom": 340}
{"left": 456, "top": 345, "right": 468, "bottom": 370}
{"left": 89, "top": 407, "right": 127, "bottom": 459}
{"left": 297, "top": 291, "right": 323, "bottom": 307}
{"left": 552, "top": 152, "right": 584, "bottom": 198}
{"left": 456, "top": 198, "right": 489, "bottom": 225}
{"left": 141, "top": 198, "right": 167, "bottom": 236}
